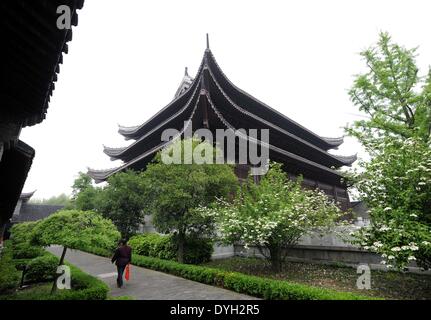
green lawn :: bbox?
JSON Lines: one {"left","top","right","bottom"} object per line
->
{"left": 204, "top": 257, "right": 431, "bottom": 300}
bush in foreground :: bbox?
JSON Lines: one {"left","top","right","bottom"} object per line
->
{"left": 25, "top": 255, "right": 60, "bottom": 283}
{"left": 0, "top": 255, "right": 109, "bottom": 300}
{"left": 12, "top": 242, "right": 44, "bottom": 260}
{"left": 0, "top": 242, "right": 21, "bottom": 294}
{"left": 128, "top": 233, "right": 213, "bottom": 264}
{"left": 9, "top": 222, "right": 38, "bottom": 246}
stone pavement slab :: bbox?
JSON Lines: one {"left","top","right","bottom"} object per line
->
{"left": 47, "top": 246, "right": 258, "bottom": 300}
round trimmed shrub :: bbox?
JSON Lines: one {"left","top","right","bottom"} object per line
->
{"left": 25, "top": 255, "right": 60, "bottom": 282}
{"left": 12, "top": 243, "right": 44, "bottom": 259}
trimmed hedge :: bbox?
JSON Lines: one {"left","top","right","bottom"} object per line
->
{"left": 128, "top": 233, "right": 213, "bottom": 264}
{"left": 12, "top": 242, "right": 44, "bottom": 260}
{"left": 78, "top": 245, "right": 381, "bottom": 300}
{"left": 0, "top": 242, "right": 21, "bottom": 294}
{"left": 128, "top": 233, "right": 176, "bottom": 260}
{"left": 0, "top": 243, "right": 109, "bottom": 300}
{"left": 80, "top": 245, "right": 111, "bottom": 257}
{"left": 53, "top": 262, "right": 109, "bottom": 300}
{"left": 25, "top": 255, "right": 60, "bottom": 283}
{"left": 9, "top": 222, "right": 38, "bottom": 245}
{"left": 129, "top": 255, "right": 378, "bottom": 300}
{"left": 41, "top": 252, "right": 109, "bottom": 300}
{"left": 1, "top": 257, "right": 109, "bottom": 300}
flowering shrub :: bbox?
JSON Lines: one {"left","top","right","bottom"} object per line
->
{"left": 345, "top": 33, "right": 431, "bottom": 270}
{"left": 351, "top": 138, "right": 431, "bottom": 269}
{"left": 199, "top": 162, "right": 343, "bottom": 272}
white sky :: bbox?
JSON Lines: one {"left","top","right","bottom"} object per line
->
{"left": 21, "top": 0, "right": 431, "bottom": 199}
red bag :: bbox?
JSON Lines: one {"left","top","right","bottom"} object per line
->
{"left": 125, "top": 264, "right": 130, "bottom": 281}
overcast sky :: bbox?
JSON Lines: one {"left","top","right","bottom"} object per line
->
{"left": 21, "top": 0, "right": 431, "bottom": 199}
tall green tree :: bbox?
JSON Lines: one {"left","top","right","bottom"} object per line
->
{"left": 347, "top": 32, "right": 431, "bottom": 152}
{"left": 347, "top": 33, "right": 431, "bottom": 269}
{"left": 141, "top": 138, "right": 238, "bottom": 263}
{"left": 97, "top": 171, "right": 147, "bottom": 239}
{"left": 200, "top": 162, "right": 342, "bottom": 272}
{"left": 71, "top": 172, "right": 102, "bottom": 211}
{"left": 30, "top": 193, "right": 71, "bottom": 206}
{"left": 71, "top": 171, "right": 147, "bottom": 238}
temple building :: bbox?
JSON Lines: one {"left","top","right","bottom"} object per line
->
{"left": 88, "top": 36, "right": 356, "bottom": 210}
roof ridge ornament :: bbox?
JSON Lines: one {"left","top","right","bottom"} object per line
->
{"left": 206, "top": 33, "right": 210, "bottom": 50}
{"left": 184, "top": 67, "right": 189, "bottom": 77}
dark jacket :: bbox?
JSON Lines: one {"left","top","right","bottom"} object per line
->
{"left": 111, "top": 245, "right": 132, "bottom": 267}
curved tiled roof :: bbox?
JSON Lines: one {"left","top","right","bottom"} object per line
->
{"left": 205, "top": 49, "right": 343, "bottom": 151}
{"left": 116, "top": 53, "right": 206, "bottom": 140}
{"left": 203, "top": 91, "right": 346, "bottom": 182}
{"left": 89, "top": 91, "right": 202, "bottom": 182}
{"left": 1, "top": 0, "right": 85, "bottom": 128}
{"left": 321, "top": 136, "right": 344, "bottom": 147}
{"left": 89, "top": 44, "right": 356, "bottom": 184}
{"left": 104, "top": 78, "right": 202, "bottom": 161}
{"left": 205, "top": 66, "right": 356, "bottom": 167}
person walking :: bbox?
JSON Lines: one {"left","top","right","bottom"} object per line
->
{"left": 111, "top": 239, "right": 132, "bottom": 288}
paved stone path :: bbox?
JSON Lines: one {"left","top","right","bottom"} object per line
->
{"left": 47, "top": 246, "right": 257, "bottom": 300}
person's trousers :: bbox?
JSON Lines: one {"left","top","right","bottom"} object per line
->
{"left": 117, "top": 265, "right": 126, "bottom": 287}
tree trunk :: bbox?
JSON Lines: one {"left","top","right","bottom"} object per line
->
{"left": 51, "top": 246, "right": 67, "bottom": 294}
{"left": 177, "top": 231, "right": 185, "bottom": 264}
{"left": 269, "top": 245, "right": 282, "bottom": 273}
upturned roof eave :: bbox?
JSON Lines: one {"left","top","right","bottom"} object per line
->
{"left": 107, "top": 51, "right": 356, "bottom": 167}
{"left": 204, "top": 64, "right": 356, "bottom": 167}
{"left": 89, "top": 93, "right": 348, "bottom": 185}
{"left": 116, "top": 54, "right": 207, "bottom": 140}
{"left": 205, "top": 50, "right": 343, "bottom": 151}
{"left": 104, "top": 76, "right": 203, "bottom": 161}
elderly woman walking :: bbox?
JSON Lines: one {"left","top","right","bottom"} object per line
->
{"left": 111, "top": 239, "right": 132, "bottom": 288}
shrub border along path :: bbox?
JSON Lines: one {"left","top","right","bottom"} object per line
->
{"left": 0, "top": 252, "right": 109, "bottom": 300}
{"left": 78, "top": 246, "right": 381, "bottom": 300}
{"left": 47, "top": 246, "right": 256, "bottom": 300}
